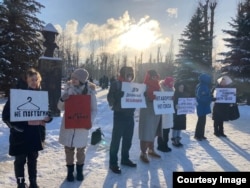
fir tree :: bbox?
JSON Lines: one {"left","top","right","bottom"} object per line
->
{"left": 0, "top": 0, "right": 45, "bottom": 96}
{"left": 219, "top": 0, "right": 250, "bottom": 81}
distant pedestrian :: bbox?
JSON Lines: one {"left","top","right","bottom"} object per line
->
{"left": 172, "top": 81, "right": 188, "bottom": 147}
{"left": 107, "top": 66, "right": 136, "bottom": 174}
{"left": 194, "top": 73, "right": 213, "bottom": 141}
{"left": 57, "top": 68, "right": 97, "bottom": 181}
{"left": 139, "top": 69, "right": 161, "bottom": 163}
{"left": 2, "top": 68, "right": 53, "bottom": 188}
{"left": 157, "top": 76, "right": 175, "bottom": 152}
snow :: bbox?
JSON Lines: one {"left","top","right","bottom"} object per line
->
{"left": 0, "top": 87, "right": 250, "bottom": 188}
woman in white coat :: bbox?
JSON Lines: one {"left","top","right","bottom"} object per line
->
{"left": 57, "top": 68, "right": 97, "bottom": 182}
{"left": 157, "top": 77, "right": 174, "bottom": 152}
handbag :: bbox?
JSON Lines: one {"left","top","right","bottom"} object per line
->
{"left": 91, "top": 128, "right": 104, "bottom": 145}
{"left": 228, "top": 104, "right": 240, "bottom": 121}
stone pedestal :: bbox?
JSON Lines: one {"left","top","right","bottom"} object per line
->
{"left": 38, "top": 57, "right": 62, "bottom": 117}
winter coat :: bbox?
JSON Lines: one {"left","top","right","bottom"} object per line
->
{"left": 172, "top": 82, "right": 188, "bottom": 130}
{"left": 107, "top": 80, "right": 135, "bottom": 116}
{"left": 159, "top": 80, "right": 174, "bottom": 129}
{"left": 195, "top": 74, "right": 213, "bottom": 116}
{"left": 2, "top": 88, "right": 51, "bottom": 156}
{"left": 139, "top": 71, "right": 161, "bottom": 142}
{"left": 57, "top": 81, "right": 97, "bottom": 148}
{"left": 212, "top": 85, "right": 232, "bottom": 122}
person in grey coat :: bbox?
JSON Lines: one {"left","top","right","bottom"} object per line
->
{"left": 57, "top": 68, "right": 97, "bottom": 182}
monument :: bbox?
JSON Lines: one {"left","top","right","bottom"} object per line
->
{"left": 39, "top": 23, "right": 62, "bottom": 116}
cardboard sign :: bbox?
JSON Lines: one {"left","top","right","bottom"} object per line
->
{"left": 153, "top": 91, "right": 174, "bottom": 115}
{"left": 214, "top": 88, "right": 236, "bottom": 103}
{"left": 10, "top": 89, "right": 49, "bottom": 121}
{"left": 65, "top": 95, "right": 91, "bottom": 129}
{"left": 177, "top": 98, "right": 197, "bottom": 115}
{"left": 121, "top": 82, "right": 146, "bottom": 108}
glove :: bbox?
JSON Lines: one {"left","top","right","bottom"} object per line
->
{"left": 60, "top": 93, "right": 69, "bottom": 101}
{"left": 212, "top": 97, "right": 216, "bottom": 102}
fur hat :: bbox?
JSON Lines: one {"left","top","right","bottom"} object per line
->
{"left": 71, "top": 68, "right": 89, "bottom": 83}
{"left": 164, "top": 76, "right": 174, "bottom": 88}
{"left": 119, "top": 66, "right": 134, "bottom": 80}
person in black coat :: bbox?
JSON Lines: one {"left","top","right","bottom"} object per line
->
{"left": 107, "top": 66, "right": 136, "bottom": 174}
{"left": 2, "top": 68, "right": 52, "bottom": 188}
{"left": 212, "top": 76, "right": 234, "bottom": 137}
{"left": 172, "top": 81, "right": 189, "bottom": 147}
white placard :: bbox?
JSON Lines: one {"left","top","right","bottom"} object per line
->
{"left": 153, "top": 91, "right": 174, "bottom": 115}
{"left": 10, "top": 89, "right": 49, "bottom": 121}
{"left": 121, "top": 82, "right": 146, "bottom": 108}
{"left": 214, "top": 88, "right": 236, "bottom": 103}
{"left": 177, "top": 98, "right": 197, "bottom": 115}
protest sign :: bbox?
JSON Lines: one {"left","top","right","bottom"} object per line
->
{"left": 65, "top": 95, "right": 91, "bottom": 129}
{"left": 10, "top": 89, "right": 49, "bottom": 121}
{"left": 121, "top": 82, "right": 146, "bottom": 108}
{"left": 177, "top": 98, "right": 197, "bottom": 115}
{"left": 153, "top": 91, "right": 174, "bottom": 115}
{"left": 214, "top": 88, "right": 236, "bottom": 103}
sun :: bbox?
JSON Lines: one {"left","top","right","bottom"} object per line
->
{"left": 119, "top": 24, "right": 159, "bottom": 51}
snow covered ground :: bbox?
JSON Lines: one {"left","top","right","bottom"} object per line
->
{"left": 0, "top": 87, "right": 250, "bottom": 188}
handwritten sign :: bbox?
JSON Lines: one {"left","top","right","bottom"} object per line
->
{"left": 177, "top": 98, "right": 196, "bottom": 115}
{"left": 10, "top": 89, "right": 49, "bottom": 121}
{"left": 214, "top": 88, "right": 236, "bottom": 103}
{"left": 65, "top": 95, "right": 91, "bottom": 129}
{"left": 121, "top": 82, "right": 146, "bottom": 108}
{"left": 153, "top": 91, "right": 174, "bottom": 115}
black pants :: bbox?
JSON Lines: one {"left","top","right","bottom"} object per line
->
{"left": 195, "top": 115, "right": 206, "bottom": 138}
{"left": 109, "top": 112, "right": 134, "bottom": 167}
{"left": 14, "top": 152, "right": 38, "bottom": 183}
{"left": 214, "top": 120, "right": 224, "bottom": 135}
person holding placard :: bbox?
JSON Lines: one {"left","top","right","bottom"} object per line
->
{"left": 139, "top": 69, "right": 161, "bottom": 163}
{"left": 57, "top": 68, "right": 97, "bottom": 181}
{"left": 172, "top": 81, "right": 188, "bottom": 147}
{"left": 212, "top": 75, "right": 235, "bottom": 137}
{"left": 107, "top": 66, "right": 136, "bottom": 174}
{"left": 194, "top": 73, "right": 213, "bottom": 141}
{"left": 2, "top": 68, "right": 52, "bottom": 188}
{"left": 157, "top": 76, "right": 175, "bottom": 152}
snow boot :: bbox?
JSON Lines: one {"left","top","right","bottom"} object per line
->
{"left": 66, "top": 165, "right": 74, "bottom": 182}
{"left": 17, "top": 178, "right": 28, "bottom": 188}
{"left": 29, "top": 178, "right": 39, "bottom": 188}
{"left": 76, "top": 164, "right": 84, "bottom": 181}
{"left": 176, "top": 137, "right": 183, "bottom": 147}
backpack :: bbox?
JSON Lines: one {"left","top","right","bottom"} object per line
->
{"left": 91, "top": 127, "right": 104, "bottom": 145}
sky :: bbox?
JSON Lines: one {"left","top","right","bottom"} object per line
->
{"left": 0, "top": 86, "right": 250, "bottom": 188}
{"left": 33, "top": 0, "right": 241, "bottom": 64}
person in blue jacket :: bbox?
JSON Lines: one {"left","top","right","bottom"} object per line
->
{"left": 194, "top": 73, "right": 213, "bottom": 141}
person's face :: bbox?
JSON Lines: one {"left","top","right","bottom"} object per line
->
{"left": 71, "top": 76, "right": 80, "bottom": 86}
{"left": 27, "top": 75, "right": 40, "bottom": 89}
{"left": 125, "top": 73, "right": 133, "bottom": 82}
{"left": 178, "top": 84, "right": 184, "bottom": 92}
{"left": 151, "top": 75, "right": 158, "bottom": 80}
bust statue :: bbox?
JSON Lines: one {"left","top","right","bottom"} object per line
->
{"left": 42, "top": 23, "right": 59, "bottom": 57}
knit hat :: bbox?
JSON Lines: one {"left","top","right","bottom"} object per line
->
{"left": 217, "top": 75, "right": 232, "bottom": 86}
{"left": 71, "top": 68, "right": 89, "bottom": 83}
{"left": 164, "top": 76, "right": 174, "bottom": 88}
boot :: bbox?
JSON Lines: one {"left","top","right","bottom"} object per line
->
{"left": 29, "top": 178, "right": 39, "bottom": 188}
{"left": 176, "top": 137, "right": 183, "bottom": 147}
{"left": 17, "top": 178, "right": 27, "bottom": 188}
{"left": 157, "top": 136, "right": 167, "bottom": 152}
{"left": 76, "top": 164, "right": 84, "bottom": 181}
{"left": 172, "top": 137, "right": 182, "bottom": 147}
{"left": 66, "top": 165, "right": 74, "bottom": 182}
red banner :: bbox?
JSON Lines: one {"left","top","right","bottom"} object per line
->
{"left": 65, "top": 95, "right": 91, "bottom": 129}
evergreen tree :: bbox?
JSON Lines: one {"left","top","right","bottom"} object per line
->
{"left": 0, "top": 0, "right": 45, "bottom": 95}
{"left": 175, "top": 1, "right": 216, "bottom": 95}
{"left": 219, "top": 0, "right": 250, "bottom": 80}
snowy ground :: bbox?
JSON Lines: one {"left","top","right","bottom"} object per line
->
{"left": 0, "top": 87, "right": 250, "bottom": 188}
